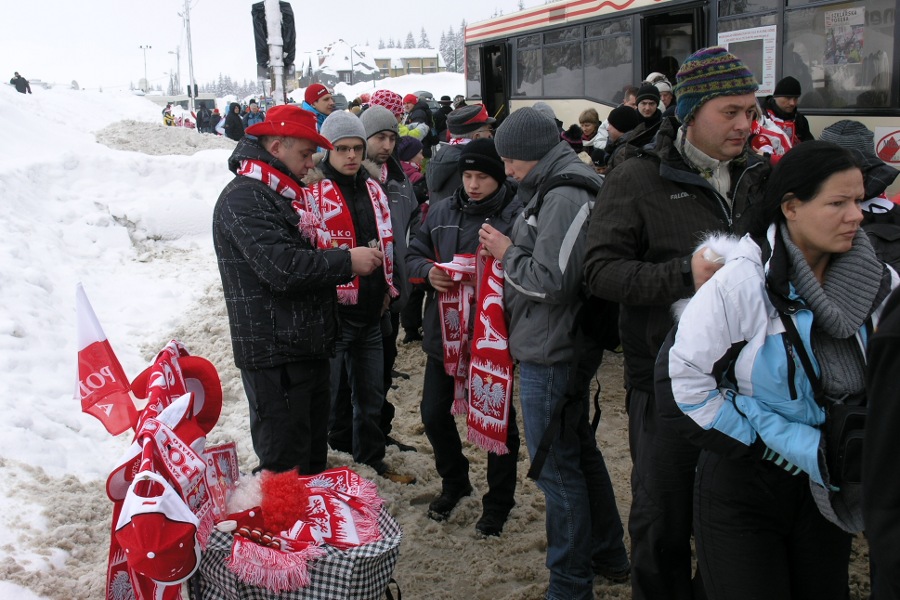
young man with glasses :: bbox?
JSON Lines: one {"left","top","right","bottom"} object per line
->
{"left": 305, "top": 110, "right": 416, "bottom": 484}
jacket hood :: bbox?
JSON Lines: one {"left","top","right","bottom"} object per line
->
{"left": 517, "top": 142, "right": 596, "bottom": 197}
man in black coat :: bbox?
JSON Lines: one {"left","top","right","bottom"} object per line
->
{"left": 10, "top": 72, "right": 31, "bottom": 94}
{"left": 212, "top": 105, "right": 383, "bottom": 475}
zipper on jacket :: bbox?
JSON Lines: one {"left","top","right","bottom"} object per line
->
{"left": 782, "top": 333, "right": 798, "bottom": 400}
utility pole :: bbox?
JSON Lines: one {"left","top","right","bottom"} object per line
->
{"left": 139, "top": 45, "right": 152, "bottom": 92}
{"left": 264, "top": 0, "right": 285, "bottom": 105}
{"left": 168, "top": 46, "right": 181, "bottom": 91}
{"left": 181, "top": 0, "right": 197, "bottom": 112}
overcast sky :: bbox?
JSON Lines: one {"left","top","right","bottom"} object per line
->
{"left": 4, "top": 0, "right": 533, "bottom": 91}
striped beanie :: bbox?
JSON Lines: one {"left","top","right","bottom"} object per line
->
{"left": 674, "top": 47, "right": 758, "bottom": 124}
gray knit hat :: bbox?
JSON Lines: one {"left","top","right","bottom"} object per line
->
{"left": 494, "top": 107, "right": 560, "bottom": 161}
{"left": 360, "top": 105, "right": 398, "bottom": 139}
{"left": 320, "top": 110, "right": 366, "bottom": 144}
{"left": 532, "top": 101, "right": 558, "bottom": 124}
{"left": 820, "top": 120, "right": 875, "bottom": 156}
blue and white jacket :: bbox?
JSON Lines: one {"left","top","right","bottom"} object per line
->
{"left": 655, "top": 224, "right": 897, "bottom": 486}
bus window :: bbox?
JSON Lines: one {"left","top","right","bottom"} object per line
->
{"left": 785, "top": 0, "right": 894, "bottom": 109}
{"left": 515, "top": 34, "right": 542, "bottom": 96}
{"left": 585, "top": 17, "right": 634, "bottom": 104}
{"left": 543, "top": 26, "right": 583, "bottom": 97}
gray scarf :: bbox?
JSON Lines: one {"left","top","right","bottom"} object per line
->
{"left": 780, "top": 225, "right": 881, "bottom": 396}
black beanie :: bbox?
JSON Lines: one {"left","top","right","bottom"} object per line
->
{"left": 458, "top": 139, "right": 506, "bottom": 185}
{"left": 636, "top": 83, "right": 661, "bottom": 104}
{"left": 607, "top": 105, "right": 641, "bottom": 134}
{"left": 773, "top": 76, "right": 802, "bottom": 97}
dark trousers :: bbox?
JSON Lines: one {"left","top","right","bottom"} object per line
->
{"left": 241, "top": 360, "right": 330, "bottom": 475}
{"left": 627, "top": 387, "right": 704, "bottom": 600}
{"left": 694, "top": 450, "right": 852, "bottom": 600}
{"left": 574, "top": 345, "right": 630, "bottom": 570}
{"left": 330, "top": 312, "right": 398, "bottom": 451}
{"left": 400, "top": 286, "right": 426, "bottom": 334}
{"left": 420, "top": 356, "right": 519, "bottom": 514}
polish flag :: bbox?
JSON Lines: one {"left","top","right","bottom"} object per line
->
{"left": 76, "top": 283, "right": 137, "bottom": 436}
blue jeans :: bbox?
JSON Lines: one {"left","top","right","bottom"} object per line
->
{"left": 520, "top": 359, "right": 626, "bottom": 600}
{"left": 329, "top": 319, "right": 386, "bottom": 468}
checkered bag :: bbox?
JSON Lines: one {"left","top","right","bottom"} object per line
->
{"left": 189, "top": 508, "right": 402, "bottom": 600}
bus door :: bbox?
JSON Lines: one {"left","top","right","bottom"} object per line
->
{"left": 479, "top": 43, "right": 511, "bottom": 123}
{"left": 640, "top": 4, "right": 707, "bottom": 83}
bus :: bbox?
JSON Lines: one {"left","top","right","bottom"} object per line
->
{"left": 464, "top": 0, "right": 900, "bottom": 165}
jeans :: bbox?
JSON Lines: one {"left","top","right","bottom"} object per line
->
{"left": 241, "top": 360, "right": 330, "bottom": 475}
{"left": 329, "top": 319, "right": 386, "bottom": 468}
{"left": 519, "top": 358, "right": 627, "bottom": 600}
{"left": 421, "top": 356, "right": 519, "bottom": 514}
{"left": 694, "top": 450, "right": 851, "bottom": 600}
{"left": 627, "top": 387, "right": 704, "bottom": 600}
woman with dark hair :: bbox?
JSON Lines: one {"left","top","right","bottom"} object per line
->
{"left": 656, "top": 140, "right": 898, "bottom": 599}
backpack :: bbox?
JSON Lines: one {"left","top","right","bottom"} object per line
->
{"left": 528, "top": 172, "right": 621, "bottom": 352}
{"left": 862, "top": 202, "right": 900, "bottom": 274}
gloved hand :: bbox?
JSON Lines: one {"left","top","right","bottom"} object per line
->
{"left": 762, "top": 447, "right": 803, "bottom": 476}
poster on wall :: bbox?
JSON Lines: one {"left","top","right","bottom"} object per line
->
{"left": 824, "top": 7, "right": 865, "bottom": 65}
{"left": 718, "top": 25, "right": 778, "bottom": 96}
{"left": 874, "top": 127, "right": 900, "bottom": 166}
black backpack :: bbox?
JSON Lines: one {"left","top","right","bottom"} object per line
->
{"left": 862, "top": 204, "right": 900, "bottom": 273}
{"left": 527, "top": 172, "right": 621, "bottom": 352}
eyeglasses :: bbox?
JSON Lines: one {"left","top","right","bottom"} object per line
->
{"left": 333, "top": 144, "right": 365, "bottom": 155}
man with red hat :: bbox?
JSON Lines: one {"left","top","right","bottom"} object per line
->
{"left": 401, "top": 92, "right": 437, "bottom": 158}
{"left": 301, "top": 83, "right": 336, "bottom": 130}
{"left": 212, "top": 104, "right": 384, "bottom": 476}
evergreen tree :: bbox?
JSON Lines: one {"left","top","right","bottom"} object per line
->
{"left": 455, "top": 21, "right": 467, "bottom": 73}
{"left": 404, "top": 31, "right": 416, "bottom": 49}
{"left": 419, "top": 27, "right": 430, "bottom": 49}
{"left": 518, "top": 0, "right": 525, "bottom": 9}
{"left": 379, "top": 38, "right": 385, "bottom": 49}
{"left": 388, "top": 38, "right": 395, "bottom": 49}
{"left": 440, "top": 27, "right": 457, "bottom": 73}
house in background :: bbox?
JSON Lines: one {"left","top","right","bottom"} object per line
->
{"left": 296, "top": 43, "right": 446, "bottom": 88}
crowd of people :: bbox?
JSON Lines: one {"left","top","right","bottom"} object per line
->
{"left": 211, "top": 46, "right": 900, "bottom": 600}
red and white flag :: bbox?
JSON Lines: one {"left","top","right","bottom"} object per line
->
{"left": 76, "top": 283, "right": 136, "bottom": 436}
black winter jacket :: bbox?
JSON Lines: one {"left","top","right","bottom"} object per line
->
{"left": 584, "top": 117, "right": 770, "bottom": 392}
{"left": 213, "top": 137, "right": 353, "bottom": 370}
{"left": 223, "top": 102, "right": 245, "bottom": 141}
{"left": 406, "top": 181, "right": 521, "bottom": 361}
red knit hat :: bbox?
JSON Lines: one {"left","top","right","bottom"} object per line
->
{"left": 245, "top": 105, "right": 333, "bottom": 149}
{"left": 304, "top": 83, "right": 330, "bottom": 105}
{"left": 370, "top": 89, "right": 404, "bottom": 118}
{"left": 403, "top": 93, "right": 419, "bottom": 105}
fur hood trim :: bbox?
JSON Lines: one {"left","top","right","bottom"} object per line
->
{"left": 671, "top": 233, "right": 744, "bottom": 321}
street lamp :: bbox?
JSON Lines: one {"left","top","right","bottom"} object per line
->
{"left": 139, "top": 45, "right": 152, "bottom": 92}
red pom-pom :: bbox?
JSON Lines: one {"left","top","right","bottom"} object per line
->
{"left": 260, "top": 470, "right": 311, "bottom": 534}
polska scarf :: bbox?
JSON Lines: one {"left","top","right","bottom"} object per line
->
{"left": 237, "top": 159, "right": 332, "bottom": 249}
{"left": 434, "top": 253, "right": 513, "bottom": 454}
{"left": 434, "top": 254, "right": 477, "bottom": 414}
{"left": 310, "top": 178, "right": 398, "bottom": 305}
{"left": 467, "top": 253, "right": 513, "bottom": 455}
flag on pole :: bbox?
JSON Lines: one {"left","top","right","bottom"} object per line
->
{"left": 76, "top": 283, "right": 136, "bottom": 436}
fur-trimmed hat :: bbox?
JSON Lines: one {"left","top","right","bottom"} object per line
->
{"left": 674, "top": 47, "right": 759, "bottom": 123}
{"left": 458, "top": 138, "right": 506, "bottom": 185}
{"left": 304, "top": 83, "right": 330, "bottom": 105}
{"left": 494, "top": 107, "right": 560, "bottom": 161}
{"left": 320, "top": 110, "right": 366, "bottom": 145}
{"left": 360, "top": 105, "right": 398, "bottom": 138}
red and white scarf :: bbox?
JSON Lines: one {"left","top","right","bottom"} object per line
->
{"left": 467, "top": 253, "right": 514, "bottom": 455}
{"left": 238, "top": 159, "right": 332, "bottom": 249}
{"left": 434, "top": 255, "right": 477, "bottom": 414}
{"left": 310, "top": 178, "right": 398, "bottom": 305}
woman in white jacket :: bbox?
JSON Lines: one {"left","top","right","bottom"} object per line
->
{"left": 656, "top": 141, "right": 897, "bottom": 600}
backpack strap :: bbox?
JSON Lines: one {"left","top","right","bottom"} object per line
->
{"left": 523, "top": 172, "right": 602, "bottom": 220}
